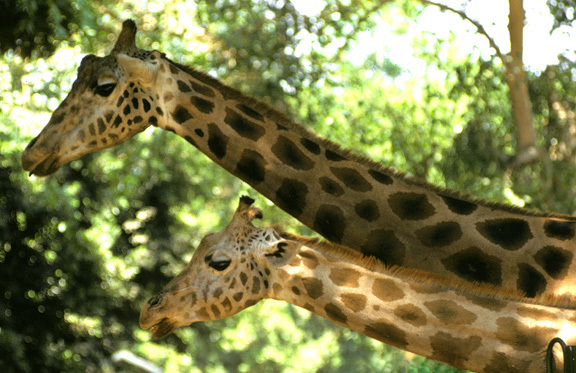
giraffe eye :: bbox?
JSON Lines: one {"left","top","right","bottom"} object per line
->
{"left": 208, "top": 258, "right": 231, "bottom": 271}
{"left": 94, "top": 83, "right": 116, "bottom": 97}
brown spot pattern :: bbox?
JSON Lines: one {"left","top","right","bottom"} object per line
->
{"left": 142, "top": 98, "right": 151, "bottom": 112}
{"left": 388, "top": 192, "right": 436, "bottom": 220}
{"left": 415, "top": 221, "right": 463, "bottom": 247}
{"left": 172, "top": 105, "right": 193, "bottom": 124}
{"left": 340, "top": 293, "right": 367, "bottom": 312}
{"left": 368, "top": 169, "right": 393, "bottom": 185}
{"left": 303, "top": 303, "right": 315, "bottom": 312}
{"left": 300, "top": 251, "right": 319, "bottom": 269}
{"left": 177, "top": 80, "right": 191, "bottom": 92}
{"left": 235, "top": 149, "right": 266, "bottom": 183}
{"left": 236, "top": 104, "right": 264, "bottom": 121}
{"left": 476, "top": 218, "right": 533, "bottom": 251}
{"left": 372, "top": 278, "right": 406, "bottom": 302}
{"left": 424, "top": 300, "right": 477, "bottom": 325}
{"left": 196, "top": 307, "right": 210, "bottom": 319}
{"left": 429, "top": 331, "right": 482, "bottom": 368}
{"left": 324, "top": 303, "right": 348, "bottom": 324}
{"left": 221, "top": 297, "right": 232, "bottom": 311}
{"left": 274, "top": 178, "right": 308, "bottom": 218}
{"left": 272, "top": 283, "right": 282, "bottom": 294}
{"left": 516, "top": 306, "right": 557, "bottom": 320}
{"left": 224, "top": 107, "right": 265, "bottom": 141}
{"left": 440, "top": 195, "right": 478, "bottom": 215}
{"left": 271, "top": 135, "right": 314, "bottom": 170}
{"left": 517, "top": 263, "right": 547, "bottom": 298}
{"left": 441, "top": 246, "right": 503, "bottom": 286}
{"left": 313, "top": 204, "right": 346, "bottom": 243}
{"left": 462, "top": 294, "right": 507, "bottom": 312}
{"left": 324, "top": 149, "right": 346, "bottom": 162}
{"left": 233, "top": 292, "right": 243, "bottom": 302}
{"left": 364, "top": 322, "right": 408, "bottom": 349}
{"left": 393, "top": 304, "right": 427, "bottom": 327}
{"left": 319, "top": 177, "right": 345, "bottom": 197}
{"left": 244, "top": 299, "right": 259, "bottom": 308}
{"left": 300, "top": 138, "right": 321, "bottom": 154}
{"left": 543, "top": 219, "right": 576, "bottom": 240}
{"left": 534, "top": 245, "right": 573, "bottom": 279}
{"left": 302, "top": 277, "right": 324, "bottom": 299}
{"left": 495, "top": 316, "right": 557, "bottom": 352}
{"left": 355, "top": 199, "right": 380, "bottom": 222}
{"left": 484, "top": 353, "right": 532, "bottom": 373}
{"left": 361, "top": 229, "right": 406, "bottom": 266}
{"left": 213, "top": 288, "right": 223, "bottom": 299}
{"left": 191, "top": 96, "right": 214, "bottom": 114}
{"left": 97, "top": 118, "right": 106, "bottom": 134}
{"left": 190, "top": 80, "right": 216, "bottom": 97}
{"left": 330, "top": 167, "right": 372, "bottom": 192}
{"left": 207, "top": 123, "right": 228, "bottom": 159}
{"left": 240, "top": 272, "right": 248, "bottom": 286}
{"left": 329, "top": 268, "right": 361, "bottom": 288}
{"left": 252, "top": 276, "right": 261, "bottom": 294}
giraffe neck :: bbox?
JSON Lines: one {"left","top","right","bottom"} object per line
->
{"left": 268, "top": 237, "right": 576, "bottom": 373}
{"left": 155, "top": 58, "right": 576, "bottom": 299}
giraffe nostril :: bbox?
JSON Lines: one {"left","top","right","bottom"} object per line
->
{"left": 25, "top": 136, "right": 39, "bottom": 150}
{"left": 148, "top": 294, "right": 163, "bottom": 307}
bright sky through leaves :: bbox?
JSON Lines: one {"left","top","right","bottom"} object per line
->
{"left": 292, "top": 0, "right": 574, "bottom": 73}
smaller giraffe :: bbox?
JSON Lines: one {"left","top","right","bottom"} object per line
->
{"left": 140, "top": 196, "right": 576, "bottom": 373}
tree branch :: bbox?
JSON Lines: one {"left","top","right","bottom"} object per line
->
{"left": 418, "top": 0, "right": 507, "bottom": 67}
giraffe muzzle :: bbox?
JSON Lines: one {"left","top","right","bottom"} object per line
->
{"left": 21, "top": 143, "right": 61, "bottom": 177}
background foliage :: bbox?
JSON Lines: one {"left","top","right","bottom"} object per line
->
{"left": 2, "top": 0, "right": 576, "bottom": 372}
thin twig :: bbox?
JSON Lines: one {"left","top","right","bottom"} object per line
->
{"left": 418, "top": 0, "right": 508, "bottom": 67}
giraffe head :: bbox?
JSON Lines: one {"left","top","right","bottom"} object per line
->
{"left": 139, "top": 196, "right": 300, "bottom": 338}
{"left": 21, "top": 20, "right": 167, "bottom": 176}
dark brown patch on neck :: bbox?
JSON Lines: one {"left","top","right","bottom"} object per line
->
{"left": 388, "top": 192, "right": 435, "bottom": 221}
{"left": 476, "top": 218, "right": 533, "bottom": 251}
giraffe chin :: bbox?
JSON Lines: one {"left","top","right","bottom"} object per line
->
{"left": 148, "top": 319, "right": 177, "bottom": 339}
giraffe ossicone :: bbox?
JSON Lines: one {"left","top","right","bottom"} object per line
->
{"left": 140, "top": 196, "right": 576, "bottom": 373}
{"left": 21, "top": 20, "right": 576, "bottom": 300}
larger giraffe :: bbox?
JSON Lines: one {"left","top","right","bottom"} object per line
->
{"left": 140, "top": 196, "right": 576, "bottom": 373}
{"left": 21, "top": 20, "right": 576, "bottom": 299}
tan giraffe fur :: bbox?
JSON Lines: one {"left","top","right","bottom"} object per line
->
{"left": 140, "top": 196, "right": 576, "bottom": 373}
{"left": 21, "top": 20, "right": 576, "bottom": 300}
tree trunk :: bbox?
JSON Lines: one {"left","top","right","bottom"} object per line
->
{"left": 507, "top": 0, "right": 537, "bottom": 158}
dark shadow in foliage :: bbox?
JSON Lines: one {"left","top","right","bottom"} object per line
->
{"left": 0, "top": 0, "right": 96, "bottom": 59}
{"left": 0, "top": 160, "right": 103, "bottom": 372}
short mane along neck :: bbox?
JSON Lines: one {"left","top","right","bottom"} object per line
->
{"left": 270, "top": 236, "right": 576, "bottom": 373}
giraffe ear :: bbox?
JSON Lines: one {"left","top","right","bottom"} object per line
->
{"left": 116, "top": 53, "right": 158, "bottom": 86}
{"left": 263, "top": 240, "right": 300, "bottom": 266}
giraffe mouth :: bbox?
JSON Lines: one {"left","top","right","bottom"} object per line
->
{"left": 147, "top": 318, "right": 176, "bottom": 339}
{"left": 26, "top": 156, "right": 61, "bottom": 177}
{"left": 21, "top": 145, "right": 62, "bottom": 177}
